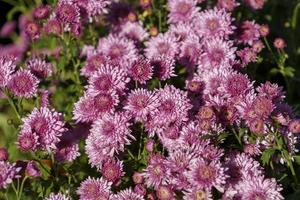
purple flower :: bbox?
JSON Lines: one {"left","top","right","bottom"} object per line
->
{"left": 44, "top": 19, "right": 62, "bottom": 35}
{"left": 55, "top": 143, "right": 80, "bottom": 162}
{"left": 194, "top": 8, "right": 234, "bottom": 39}
{"left": 25, "top": 161, "right": 41, "bottom": 177}
{"left": 179, "top": 35, "right": 202, "bottom": 67}
{"left": 55, "top": 2, "right": 80, "bottom": 24}
{"left": 128, "top": 58, "right": 153, "bottom": 84}
{"left": 44, "top": 193, "right": 71, "bottom": 200}
{"left": 133, "top": 172, "right": 144, "bottom": 184}
{"left": 76, "top": 0, "right": 111, "bottom": 19}
{"left": 0, "top": 161, "right": 21, "bottom": 189}
{"left": 33, "top": 5, "right": 51, "bottom": 20}
{"left": 145, "top": 33, "right": 179, "bottom": 60}
{"left": 183, "top": 187, "right": 212, "bottom": 200}
{"left": 0, "top": 148, "right": 8, "bottom": 161}
{"left": 25, "top": 22, "right": 41, "bottom": 40}
{"left": 101, "top": 159, "right": 124, "bottom": 182}
{"left": 217, "top": 0, "right": 240, "bottom": 11}
{"left": 224, "top": 73, "right": 252, "bottom": 97}
{"left": 19, "top": 107, "right": 66, "bottom": 151}
{"left": 118, "top": 21, "right": 149, "bottom": 41}
{"left": 289, "top": 119, "right": 300, "bottom": 134}
{"left": 244, "top": 0, "right": 265, "bottom": 10}
{"left": 124, "top": 88, "right": 160, "bottom": 122}
{"left": 77, "top": 177, "right": 112, "bottom": 200}
{"left": 111, "top": 188, "right": 144, "bottom": 200}
{"left": 0, "top": 21, "right": 16, "bottom": 37}
{"left": 156, "top": 185, "right": 175, "bottom": 200}
{"left": 27, "top": 58, "right": 53, "bottom": 78}
{"left": 0, "top": 56, "right": 16, "bottom": 87}
{"left": 237, "top": 21, "right": 261, "bottom": 45}
{"left": 151, "top": 57, "right": 176, "bottom": 80}
{"left": 7, "top": 70, "right": 39, "bottom": 98}
{"left": 167, "top": 0, "right": 199, "bottom": 24}
{"left": 81, "top": 54, "right": 109, "bottom": 77}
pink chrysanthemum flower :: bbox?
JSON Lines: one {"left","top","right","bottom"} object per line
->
{"left": 167, "top": 0, "right": 199, "bottom": 24}
{"left": 76, "top": 0, "right": 111, "bottom": 19}
{"left": 128, "top": 58, "right": 153, "bottom": 84}
{"left": 33, "top": 5, "right": 51, "bottom": 20}
{"left": 44, "top": 193, "right": 71, "bottom": 200}
{"left": 233, "top": 175, "right": 283, "bottom": 200}
{"left": 145, "top": 33, "right": 179, "bottom": 60}
{"left": 55, "top": 143, "right": 80, "bottom": 162}
{"left": 237, "top": 21, "right": 261, "bottom": 45}
{"left": 77, "top": 177, "right": 112, "bottom": 200}
{"left": 101, "top": 159, "right": 124, "bottom": 182}
{"left": 97, "top": 34, "right": 138, "bottom": 67}
{"left": 7, "top": 70, "right": 39, "bottom": 98}
{"left": 86, "top": 64, "right": 130, "bottom": 95}
{"left": 256, "top": 81, "right": 285, "bottom": 103}
{"left": 44, "top": 19, "right": 62, "bottom": 35}
{"left": 151, "top": 57, "right": 176, "bottom": 80}
{"left": 118, "top": 21, "right": 149, "bottom": 41}
{"left": 0, "top": 161, "right": 21, "bottom": 189}
{"left": 289, "top": 119, "right": 300, "bottom": 134}
{"left": 244, "top": 0, "right": 265, "bottom": 10}
{"left": 0, "top": 56, "right": 16, "bottom": 87}
{"left": 156, "top": 185, "right": 175, "bottom": 200}
{"left": 124, "top": 88, "right": 160, "bottom": 122}
{"left": 223, "top": 73, "right": 253, "bottom": 97}
{"left": 73, "top": 92, "right": 119, "bottom": 123}
{"left": 179, "top": 121, "right": 205, "bottom": 145}
{"left": 17, "top": 131, "right": 39, "bottom": 152}
{"left": 20, "top": 107, "right": 66, "bottom": 151}
{"left": 90, "top": 112, "right": 134, "bottom": 155}
{"left": 194, "top": 8, "right": 234, "bottom": 39}
{"left": 185, "top": 158, "right": 227, "bottom": 192}
{"left": 81, "top": 54, "right": 109, "bottom": 77}
{"left": 111, "top": 188, "right": 144, "bottom": 200}
{"left": 25, "top": 22, "right": 41, "bottom": 40}
{"left": 55, "top": 1, "right": 80, "bottom": 25}
{"left": 183, "top": 187, "right": 213, "bottom": 200}
{"left": 27, "top": 58, "right": 53, "bottom": 78}
{"left": 199, "top": 37, "right": 236, "bottom": 69}
{"left": 143, "top": 155, "right": 171, "bottom": 188}
{"left": 217, "top": 0, "right": 240, "bottom": 11}
{"left": 168, "top": 22, "right": 197, "bottom": 41}
{"left": 237, "top": 47, "right": 257, "bottom": 67}
{"left": 251, "top": 96, "right": 274, "bottom": 119}
{"left": 151, "top": 85, "right": 192, "bottom": 130}
{"left": 0, "top": 148, "right": 8, "bottom": 161}
{"left": 179, "top": 35, "right": 202, "bottom": 67}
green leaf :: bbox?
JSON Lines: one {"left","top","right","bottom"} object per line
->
{"left": 261, "top": 149, "right": 276, "bottom": 166}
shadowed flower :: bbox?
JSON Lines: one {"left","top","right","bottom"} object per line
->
{"left": 27, "top": 58, "right": 53, "bottom": 78}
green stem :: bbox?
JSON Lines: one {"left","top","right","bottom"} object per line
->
{"left": 127, "top": 149, "right": 135, "bottom": 160}
{"left": 11, "top": 182, "right": 18, "bottom": 199}
{"left": 138, "top": 124, "right": 144, "bottom": 160}
{"left": 1, "top": 0, "right": 18, "bottom": 6}
{"left": 263, "top": 37, "right": 279, "bottom": 65}
{"left": 2, "top": 90, "right": 21, "bottom": 121}
{"left": 17, "top": 176, "right": 28, "bottom": 200}
{"left": 292, "top": 1, "right": 300, "bottom": 29}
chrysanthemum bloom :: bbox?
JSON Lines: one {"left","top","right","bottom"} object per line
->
{"left": 124, "top": 88, "right": 160, "bottom": 122}
{"left": 233, "top": 175, "right": 283, "bottom": 200}
{"left": 145, "top": 139, "right": 155, "bottom": 152}
{"left": 151, "top": 85, "right": 192, "bottom": 130}
{"left": 0, "top": 148, "right": 8, "bottom": 161}
{"left": 143, "top": 155, "right": 171, "bottom": 188}
{"left": 244, "top": 0, "right": 265, "bottom": 10}
{"left": 17, "top": 131, "right": 39, "bottom": 152}
{"left": 134, "top": 184, "right": 147, "bottom": 196}
{"left": 77, "top": 177, "right": 112, "bottom": 200}
{"left": 168, "top": 22, "right": 196, "bottom": 41}
{"left": 55, "top": 2, "right": 80, "bottom": 25}
{"left": 97, "top": 34, "right": 138, "bottom": 66}
{"left": 224, "top": 73, "right": 252, "bottom": 98}
{"left": 179, "top": 35, "right": 202, "bottom": 67}
{"left": 251, "top": 96, "right": 274, "bottom": 119}
{"left": 145, "top": 33, "right": 179, "bottom": 60}
{"left": 20, "top": 107, "right": 66, "bottom": 151}
{"left": 44, "top": 19, "right": 62, "bottom": 35}
{"left": 33, "top": 5, "right": 51, "bottom": 20}
{"left": 86, "top": 64, "right": 129, "bottom": 95}
{"left": 183, "top": 187, "right": 213, "bottom": 200}
{"left": 118, "top": 21, "right": 149, "bottom": 42}
{"left": 179, "top": 122, "right": 206, "bottom": 145}
{"left": 27, "top": 58, "right": 53, "bottom": 78}
{"left": 44, "top": 192, "right": 71, "bottom": 200}
{"left": 7, "top": 70, "right": 39, "bottom": 98}
{"left": 252, "top": 40, "right": 265, "bottom": 52}
{"left": 0, "top": 21, "right": 16, "bottom": 37}
{"left": 273, "top": 38, "right": 286, "bottom": 49}
{"left": 289, "top": 119, "right": 300, "bottom": 134}
{"left": 76, "top": 0, "right": 111, "bottom": 19}
{"left": 0, "top": 161, "right": 21, "bottom": 189}
{"left": 186, "top": 158, "right": 227, "bottom": 192}
{"left": 156, "top": 185, "right": 174, "bottom": 200}
{"left": 101, "top": 159, "right": 124, "bottom": 182}
{"left": 133, "top": 172, "right": 144, "bottom": 184}
{"left": 256, "top": 81, "right": 284, "bottom": 102}
{"left": 81, "top": 54, "right": 109, "bottom": 77}
{"left": 70, "top": 22, "right": 82, "bottom": 37}
{"left": 199, "top": 37, "right": 236, "bottom": 69}
{"left": 90, "top": 112, "right": 133, "bottom": 155}
{"left": 73, "top": 92, "right": 119, "bottom": 123}
{"left": 259, "top": 24, "right": 269, "bottom": 37}
{"left": 25, "top": 161, "right": 41, "bottom": 177}
{"left": 196, "top": 106, "right": 215, "bottom": 121}
{"left": 111, "top": 188, "right": 144, "bottom": 200}
{"left": 186, "top": 78, "right": 204, "bottom": 93}
{"left": 25, "top": 22, "right": 40, "bottom": 40}
{"left": 237, "top": 21, "right": 260, "bottom": 45}
{"left": 167, "top": 0, "right": 199, "bottom": 24}
{"left": 194, "top": 8, "right": 234, "bottom": 39}
{"left": 0, "top": 56, "right": 16, "bottom": 87}
{"left": 128, "top": 58, "right": 153, "bottom": 84}
{"left": 236, "top": 47, "right": 257, "bottom": 67}
{"left": 151, "top": 57, "right": 176, "bottom": 80}
{"left": 140, "top": 0, "right": 152, "bottom": 9}
{"left": 217, "top": 0, "right": 239, "bottom": 11}
{"left": 55, "top": 143, "right": 80, "bottom": 162}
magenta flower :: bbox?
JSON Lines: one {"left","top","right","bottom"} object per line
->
{"left": 77, "top": 177, "right": 112, "bottom": 200}
{"left": 151, "top": 57, "right": 176, "bottom": 80}
{"left": 217, "top": 0, "right": 240, "bottom": 11}
{"left": 17, "top": 131, "right": 39, "bottom": 152}
{"left": 167, "top": 0, "right": 199, "bottom": 24}
{"left": 237, "top": 21, "right": 261, "bottom": 45}
{"left": 25, "top": 161, "right": 41, "bottom": 177}
{"left": 44, "top": 193, "right": 71, "bottom": 200}
{"left": 55, "top": 2, "right": 80, "bottom": 24}
{"left": 101, "top": 159, "right": 124, "bottom": 182}
{"left": 25, "top": 22, "right": 41, "bottom": 40}
{"left": 0, "top": 56, "right": 16, "bottom": 87}
{"left": 81, "top": 54, "right": 109, "bottom": 77}
{"left": 27, "top": 58, "right": 53, "bottom": 78}
{"left": 7, "top": 70, "right": 39, "bottom": 98}
{"left": 33, "top": 5, "right": 51, "bottom": 20}
{"left": 111, "top": 188, "right": 144, "bottom": 200}
{"left": 0, "top": 148, "right": 8, "bottom": 161}
{"left": 118, "top": 21, "right": 149, "bottom": 41}
{"left": 128, "top": 58, "right": 153, "bottom": 84}
{"left": 0, "top": 161, "right": 21, "bottom": 189}
{"left": 156, "top": 185, "right": 175, "bottom": 200}
{"left": 44, "top": 19, "right": 62, "bottom": 35}
{"left": 244, "top": 0, "right": 265, "bottom": 10}
{"left": 183, "top": 187, "right": 212, "bottom": 200}
{"left": 55, "top": 143, "right": 80, "bottom": 162}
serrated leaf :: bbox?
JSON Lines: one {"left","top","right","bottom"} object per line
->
{"left": 261, "top": 149, "right": 276, "bottom": 166}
